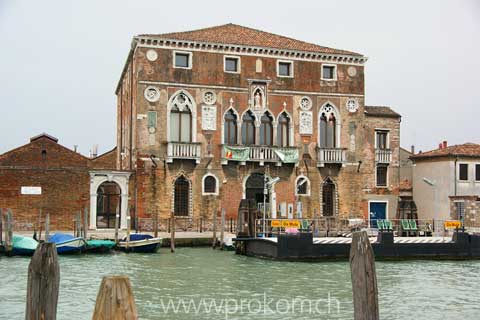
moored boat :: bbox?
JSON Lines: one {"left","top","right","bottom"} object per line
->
{"left": 117, "top": 234, "right": 162, "bottom": 253}
{"left": 85, "top": 239, "right": 116, "bottom": 253}
{"left": 12, "top": 235, "right": 38, "bottom": 256}
{"left": 49, "top": 233, "right": 86, "bottom": 254}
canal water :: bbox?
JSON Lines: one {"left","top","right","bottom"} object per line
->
{"left": 1, "top": 248, "right": 479, "bottom": 319}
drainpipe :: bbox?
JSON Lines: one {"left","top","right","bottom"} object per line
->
{"left": 454, "top": 156, "right": 458, "bottom": 196}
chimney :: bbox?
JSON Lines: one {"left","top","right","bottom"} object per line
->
{"left": 410, "top": 145, "right": 415, "bottom": 154}
{"left": 443, "top": 140, "right": 447, "bottom": 149}
{"left": 74, "top": 145, "right": 78, "bottom": 153}
{"left": 92, "top": 144, "right": 98, "bottom": 158}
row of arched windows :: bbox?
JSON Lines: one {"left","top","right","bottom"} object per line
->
{"left": 224, "top": 109, "right": 291, "bottom": 146}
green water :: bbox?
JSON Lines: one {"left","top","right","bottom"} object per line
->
{"left": 0, "top": 248, "right": 479, "bottom": 319}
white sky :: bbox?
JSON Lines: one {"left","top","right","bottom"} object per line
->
{"left": 1, "top": 0, "right": 479, "bottom": 155}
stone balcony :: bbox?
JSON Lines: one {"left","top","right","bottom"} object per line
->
{"left": 222, "top": 145, "right": 299, "bottom": 166}
{"left": 375, "top": 148, "right": 392, "bottom": 164}
{"left": 316, "top": 148, "right": 346, "bottom": 167}
{"left": 167, "top": 142, "right": 202, "bottom": 164}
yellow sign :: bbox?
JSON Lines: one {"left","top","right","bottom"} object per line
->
{"left": 444, "top": 220, "right": 461, "bottom": 229}
{"left": 270, "top": 220, "right": 301, "bottom": 228}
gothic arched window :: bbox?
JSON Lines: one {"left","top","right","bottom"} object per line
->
{"left": 241, "top": 111, "right": 256, "bottom": 145}
{"left": 224, "top": 109, "right": 237, "bottom": 145}
{"left": 260, "top": 112, "right": 273, "bottom": 146}
{"left": 319, "top": 104, "right": 338, "bottom": 148}
{"left": 169, "top": 92, "right": 193, "bottom": 143}
{"left": 277, "top": 112, "right": 290, "bottom": 147}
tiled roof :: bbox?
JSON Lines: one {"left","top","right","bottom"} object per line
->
{"left": 140, "top": 23, "right": 363, "bottom": 56}
{"left": 411, "top": 143, "right": 480, "bottom": 160}
{"left": 364, "top": 106, "right": 401, "bottom": 118}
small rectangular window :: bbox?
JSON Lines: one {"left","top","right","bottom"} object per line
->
{"left": 455, "top": 202, "right": 465, "bottom": 221}
{"left": 459, "top": 164, "right": 469, "bottom": 181}
{"left": 174, "top": 52, "right": 191, "bottom": 68}
{"left": 376, "top": 131, "right": 388, "bottom": 149}
{"left": 277, "top": 61, "right": 293, "bottom": 77}
{"left": 224, "top": 56, "right": 239, "bottom": 73}
{"left": 376, "top": 165, "right": 388, "bottom": 187}
{"left": 476, "top": 164, "right": 480, "bottom": 181}
{"left": 322, "top": 65, "right": 336, "bottom": 80}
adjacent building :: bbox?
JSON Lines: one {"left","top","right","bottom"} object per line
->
{"left": 115, "top": 24, "right": 402, "bottom": 229}
{"left": 411, "top": 142, "right": 480, "bottom": 226}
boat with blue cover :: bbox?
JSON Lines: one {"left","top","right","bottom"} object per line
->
{"left": 49, "top": 233, "right": 87, "bottom": 254}
{"left": 117, "top": 234, "right": 162, "bottom": 253}
{"left": 12, "top": 235, "right": 38, "bottom": 256}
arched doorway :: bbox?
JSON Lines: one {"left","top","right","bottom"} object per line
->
{"left": 245, "top": 173, "right": 267, "bottom": 205}
{"left": 322, "top": 178, "right": 336, "bottom": 216}
{"left": 174, "top": 176, "right": 190, "bottom": 216}
{"left": 96, "top": 181, "right": 121, "bottom": 228}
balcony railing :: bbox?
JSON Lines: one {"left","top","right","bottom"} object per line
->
{"left": 317, "top": 148, "right": 346, "bottom": 167}
{"left": 222, "top": 145, "right": 299, "bottom": 165}
{"left": 167, "top": 142, "right": 201, "bottom": 163}
{"left": 375, "top": 148, "right": 392, "bottom": 163}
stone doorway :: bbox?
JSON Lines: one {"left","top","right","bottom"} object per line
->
{"left": 322, "top": 178, "right": 336, "bottom": 216}
{"left": 96, "top": 181, "right": 121, "bottom": 228}
{"left": 245, "top": 173, "right": 268, "bottom": 205}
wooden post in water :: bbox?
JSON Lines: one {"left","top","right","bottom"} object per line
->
{"left": 114, "top": 214, "right": 119, "bottom": 244}
{"left": 75, "top": 212, "right": 81, "bottom": 237}
{"left": 45, "top": 213, "right": 50, "bottom": 242}
{"left": 212, "top": 210, "right": 217, "bottom": 249}
{"left": 220, "top": 208, "right": 226, "bottom": 250}
{"left": 153, "top": 212, "right": 158, "bottom": 238}
{"left": 25, "top": 242, "right": 60, "bottom": 320}
{"left": 349, "top": 231, "right": 379, "bottom": 320}
{"left": 126, "top": 216, "right": 131, "bottom": 250}
{"left": 5, "top": 209, "right": 13, "bottom": 255}
{"left": 92, "top": 276, "right": 137, "bottom": 320}
{"left": 38, "top": 208, "right": 43, "bottom": 242}
{"left": 170, "top": 211, "right": 175, "bottom": 253}
{"left": 0, "top": 208, "right": 3, "bottom": 246}
{"left": 83, "top": 207, "right": 88, "bottom": 240}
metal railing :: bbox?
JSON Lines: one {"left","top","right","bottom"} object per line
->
{"left": 167, "top": 142, "right": 201, "bottom": 163}
{"left": 317, "top": 148, "right": 346, "bottom": 166}
{"left": 375, "top": 148, "right": 392, "bottom": 163}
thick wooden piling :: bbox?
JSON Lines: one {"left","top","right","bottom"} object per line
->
{"left": 83, "top": 207, "right": 88, "bottom": 239}
{"left": 45, "top": 213, "right": 50, "bottom": 241}
{"left": 92, "top": 276, "right": 138, "bottom": 320}
{"left": 153, "top": 212, "right": 158, "bottom": 238}
{"left": 25, "top": 242, "right": 60, "bottom": 320}
{"left": 220, "top": 209, "right": 225, "bottom": 250}
{"left": 170, "top": 211, "right": 175, "bottom": 253}
{"left": 349, "top": 231, "right": 379, "bottom": 320}
{"left": 126, "top": 216, "right": 131, "bottom": 250}
{"left": 114, "top": 214, "right": 119, "bottom": 244}
{"left": 5, "top": 209, "right": 13, "bottom": 255}
{"left": 75, "top": 212, "right": 81, "bottom": 237}
{"left": 0, "top": 208, "right": 3, "bottom": 246}
{"left": 212, "top": 210, "right": 217, "bottom": 249}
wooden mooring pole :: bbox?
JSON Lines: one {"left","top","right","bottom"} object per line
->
{"left": 170, "top": 211, "right": 175, "bottom": 253}
{"left": 153, "top": 212, "right": 158, "bottom": 238}
{"left": 220, "top": 208, "right": 225, "bottom": 250}
{"left": 114, "top": 214, "right": 119, "bottom": 244}
{"left": 0, "top": 208, "right": 3, "bottom": 246}
{"left": 349, "top": 231, "right": 379, "bottom": 320}
{"left": 45, "top": 213, "right": 50, "bottom": 241}
{"left": 5, "top": 209, "right": 13, "bottom": 255}
{"left": 92, "top": 276, "right": 138, "bottom": 320}
{"left": 126, "top": 216, "right": 131, "bottom": 250}
{"left": 83, "top": 207, "right": 88, "bottom": 240}
{"left": 212, "top": 209, "right": 217, "bottom": 249}
{"left": 25, "top": 242, "right": 60, "bottom": 320}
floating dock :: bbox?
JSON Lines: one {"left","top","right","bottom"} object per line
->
{"left": 234, "top": 231, "right": 480, "bottom": 261}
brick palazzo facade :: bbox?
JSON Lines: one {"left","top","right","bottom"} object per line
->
{"left": 116, "top": 24, "right": 402, "bottom": 228}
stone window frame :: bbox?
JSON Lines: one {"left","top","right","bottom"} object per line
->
{"left": 453, "top": 200, "right": 466, "bottom": 221}
{"left": 224, "top": 55, "right": 241, "bottom": 74}
{"left": 374, "top": 128, "right": 390, "bottom": 150}
{"left": 173, "top": 50, "right": 193, "bottom": 69}
{"left": 166, "top": 90, "right": 197, "bottom": 143}
{"left": 295, "top": 175, "right": 311, "bottom": 197}
{"left": 276, "top": 110, "right": 294, "bottom": 147}
{"left": 221, "top": 107, "right": 240, "bottom": 145}
{"left": 321, "top": 63, "right": 337, "bottom": 81}
{"left": 376, "top": 164, "right": 389, "bottom": 188}
{"left": 171, "top": 174, "right": 193, "bottom": 217}
{"left": 202, "top": 173, "right": 219, "bottom": 196}
{"left": 318, "top": 101, "right": 341, "bottom": 149}
{"left": 276, "top": 60, "right": 294, "bottom": 78}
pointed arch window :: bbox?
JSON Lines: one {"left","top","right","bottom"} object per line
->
{"left": 241, "top": 111, "right": 256, "bottom": 145}
{"left": 169, "top": 92, "right": 193, "bottom": 143}
{"left": 277, "top": 112, "right": 290, "bottom": 147}
{"left": 295, "top": 176, "right": 310, "bottom": 196}
{"left": 319, "top": 104, "right": 337, "bottom": 148}
{"left": 260, "top": 112, "right": 273, "bottom": 146}
{"left": 174, "top": 176, "right": 190, "bottom": 216}
{"left": 224, "top": 109, "right": 237, "bottom": 144}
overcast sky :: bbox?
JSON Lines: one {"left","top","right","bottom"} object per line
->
{"left": 1, "top": 0, "right": 479, "bottom": 156}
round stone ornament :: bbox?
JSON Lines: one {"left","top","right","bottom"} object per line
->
{"left": 144, "top": 86, "right": 160, "bottom": 103}
{"left": 347, "top": 66, "right": 357, "bottom": 77}
{"left": 202, "top": 90, "right": 217, "bottom": 105}
{"left": 299, "top": 96, "right": 312, "bottom": 111}
{"left": 146, "top": 49, "right": 158, "bottom": 62}
{"left": 346, "top": 98, "right": 359, "bottom": 113}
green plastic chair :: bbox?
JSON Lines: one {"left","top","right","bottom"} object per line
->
{"left": 401, "top": 220, "right": 411, "bottom": 231}
{"left": 384, "top": 220, "right": 393, "bottom": 231}
{"left": 409, "top": 220, "right": 418, "bottom": 231}
{"left": 301, "top": 220, "right": 310, "bottom": 231}
{"left": 377, "top": 220, "right": 385, "bottom": 230}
